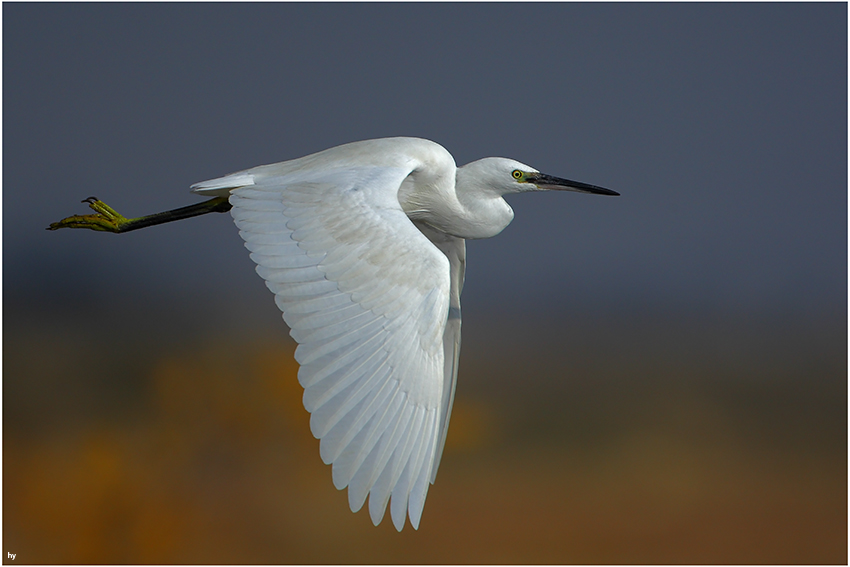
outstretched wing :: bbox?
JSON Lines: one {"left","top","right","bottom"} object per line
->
{"left": 194, "top": 163, "right": 451, "bottom": 531}
{"left": 413, "top": 222, "right": 465, "bottom": 482}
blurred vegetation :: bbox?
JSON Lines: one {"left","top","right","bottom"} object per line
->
{"left": 3, "top": 301, "right": 846, "bottom": 563}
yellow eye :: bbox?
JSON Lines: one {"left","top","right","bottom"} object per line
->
{"left": 512, "top": 170, "right": 523, "bottom": 180}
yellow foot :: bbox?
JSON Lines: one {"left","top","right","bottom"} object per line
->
{"left": 48, "top": 195, "right": 231, "bottom": 233}
{"left": 47, "top": 197, "right": 129, "bottom": 232}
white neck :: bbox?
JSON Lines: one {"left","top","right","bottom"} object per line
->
{"left": 400, "top": 164, "right": 515, "bottom": 240}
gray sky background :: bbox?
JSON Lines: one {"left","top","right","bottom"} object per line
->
{"left": 5, "top": 2, "right": 845, "bottom": 329}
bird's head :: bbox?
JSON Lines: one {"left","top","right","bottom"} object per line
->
{"left": 459, "top": 157, "right": 619, "bottom": 197}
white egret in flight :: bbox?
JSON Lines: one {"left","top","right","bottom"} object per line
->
{"left": 49, "top": 137, "right": 618, "bottom": 531}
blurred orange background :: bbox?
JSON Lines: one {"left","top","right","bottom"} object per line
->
{"left": 4, "top": 302, "right": 845, "bottom": 563}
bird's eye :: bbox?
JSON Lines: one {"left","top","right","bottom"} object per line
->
{"left": 511, "top": 170, "right": 523, "bottom": 180}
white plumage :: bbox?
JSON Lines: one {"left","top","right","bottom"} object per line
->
{"left": 189, "top": 137, "right": 617, "bottom": 530}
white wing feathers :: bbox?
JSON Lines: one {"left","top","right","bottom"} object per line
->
{"left": 193, "top": 162, "right": 457, "bottom": 530}
{"left": 413, "top": 222, "right": 465, "bottom": 482}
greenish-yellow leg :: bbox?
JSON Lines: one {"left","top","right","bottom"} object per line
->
{"left": 47, "top": 196, "right": 232, "bottom": 233}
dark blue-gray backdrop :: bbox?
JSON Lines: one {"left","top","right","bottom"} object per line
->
{"left": 4, "top": 3, "right": 846, "bottom": 563}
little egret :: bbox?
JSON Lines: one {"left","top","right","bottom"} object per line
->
{"left": 48, "top": 137, "right": 618, "bottom": 531}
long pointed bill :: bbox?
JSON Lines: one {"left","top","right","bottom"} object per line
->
{"left": 532, "top": 173, "right": 619, "bottom": 196}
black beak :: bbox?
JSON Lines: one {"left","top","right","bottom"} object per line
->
{"left": 532, "top": 173, "right": 619, "bottom": 196}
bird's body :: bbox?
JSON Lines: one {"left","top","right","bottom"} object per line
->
{"left": 193, "top": 138, "right": 516, "bottom": 238}
{"left": 48, "top": 137, "right": 618, "bottom": 531}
